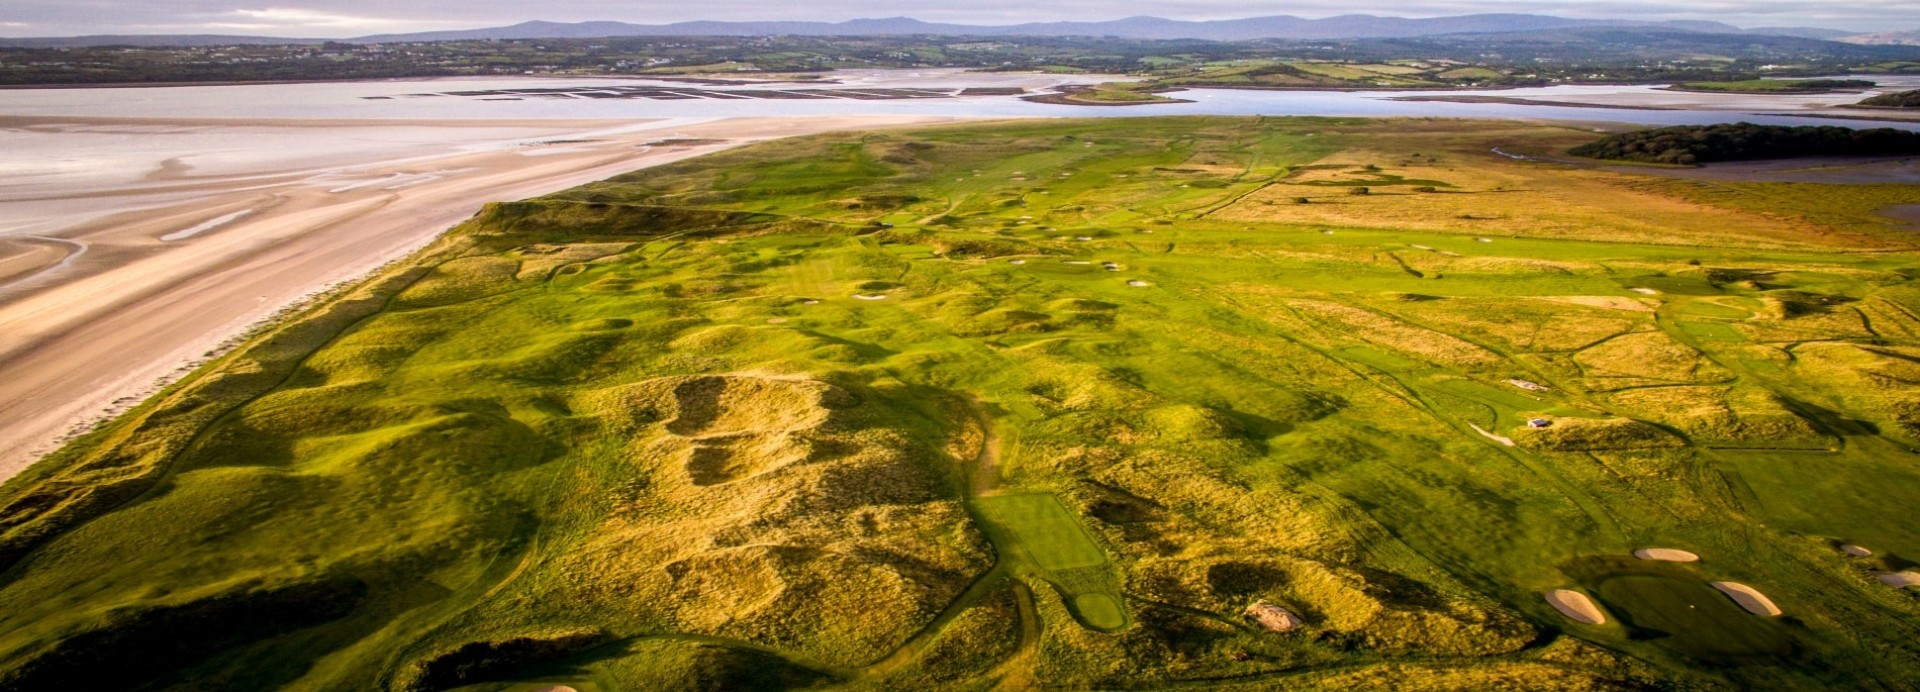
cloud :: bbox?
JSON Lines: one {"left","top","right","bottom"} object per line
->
{"left": 231, "top": 8, "right": 386, "bottom": 27}
{"left": 0, "top": 0, "right": 1916, "bottom": 37}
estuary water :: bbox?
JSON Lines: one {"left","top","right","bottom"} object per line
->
{"left": 4, "top": 69, "right": 1919, "bottom": 129}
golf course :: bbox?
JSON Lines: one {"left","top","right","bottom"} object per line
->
{"left": 2, "top": 115, "right": 1919, "bottom": 689}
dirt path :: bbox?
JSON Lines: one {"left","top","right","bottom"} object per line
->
{"left": 971, "top": 401, "right": 1005, "bottom": 496}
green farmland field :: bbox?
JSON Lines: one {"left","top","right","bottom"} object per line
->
{"left": 4, "top": 116, "right": 1920, "bottom": 689}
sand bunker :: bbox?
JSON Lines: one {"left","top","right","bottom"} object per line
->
{"left": 1876, "top": 571, "right": 1920, "bottom": 588}
{"left": 1710, "top": 581, "right": 1782, "bottom": 616}
{"left": 1634, "top": 548, "right": 1701, "bottom": 562}
{"left": 1128, "top": 280, "right": 1151, "bottom": 287}
{"left": 1008, "top": 259, "right": 1026, "bottom": 265}
{"left": 1629, "top": 287, "right": 1661, "bottom": 295}
{"left": 1545, "top": 589, "right": 1606, "bottom": 625}
{"left": 1841, "top": 543, "right": 1873, "bottom": 557}
{"left": 853, "top": 294, "right": 888, "bottom": 300}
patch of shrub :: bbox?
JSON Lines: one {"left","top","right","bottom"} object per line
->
{"left": 1569, "top": 123, "right": 1920, "bottom": 165}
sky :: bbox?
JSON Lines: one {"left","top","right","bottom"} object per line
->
{"left": 2, "top": 1, "right": 1915, "bottom": 37}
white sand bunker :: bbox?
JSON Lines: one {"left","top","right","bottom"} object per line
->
{"left": 1634, "top": 548, "right": 1700, "bottom": 563}
{"left": 1875, "top": 571, "right": 1920, "bottom": 588}
{"left": 1545, "top": 589, "right": 1606, "bottom": 625}
{"left": 1008, "top": 259, "right": 1026, "bottom": 265}
{"left": 1075, "top": 236, "right": 1094, "bottom": 241}
{"left": 1475, "top": 237, "right": 1492, "bottom": 243}
{"left": 1711, "top": 581, "right": 1782, "bottom": 616}
{"left": 1841, "top": 544, "right": 1873, "bottom": 557}
{"left": 852, "top": 294, "right": 888, "bottom": 301}
{"left": 1064, "top": 260, "right": 1091, "bottom": 265}
{"left": 1244, "top": 600, "right": 1303, "bottom": 632}
{"left": 1128, "top": 280, "right": 1151, "bottom": 287}
{"left": 1629, "top": 287, "right": 1661, "bottom": 295}
{"left": 801, "top": 299, "right": 820, "bottom": 305}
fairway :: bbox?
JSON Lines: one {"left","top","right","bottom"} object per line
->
{"left": 4, "top": 116, "right": 1920, "bottom": 690}
{"left": 976, "top": 494, "right": 1110, "bottom": 571}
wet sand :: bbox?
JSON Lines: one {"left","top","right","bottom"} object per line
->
{"left": 0, "top": 114, "right": 956, "bottom": 481}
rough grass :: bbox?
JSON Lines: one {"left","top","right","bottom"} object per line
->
{"left": 4, "top": 116, "right": 1920, "bottom": 690}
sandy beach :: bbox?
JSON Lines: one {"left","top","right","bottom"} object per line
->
{"left": 0, "top": 113, "right": 956, "bottom": 481}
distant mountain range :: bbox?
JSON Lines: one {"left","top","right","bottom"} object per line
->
{"left": 1843, "top": 30, "right": 1920, "bottom": 46}
{"left": 0, "top": 14, "right": 1908, "bottom": 48}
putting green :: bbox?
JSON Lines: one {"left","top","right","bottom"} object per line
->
{"left": 1594, "top": 574, "right": 1792, "bottom": 660}
{"left": 1069, "top": 592, "right": 1129, "bottom": 631}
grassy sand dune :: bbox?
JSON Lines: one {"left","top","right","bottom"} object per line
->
{"left": 3, "top": 116, "right": 1920, "bottom": 689}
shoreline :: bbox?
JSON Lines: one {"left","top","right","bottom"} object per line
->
{"left": 0, "top": 114, "right": 961, "bottom": 482}
{"left": 1387, "top": 94, "right": 1681, "bottom": 111}
{"left": 1757, "top": 111, "right": 1920, "bottom": 124}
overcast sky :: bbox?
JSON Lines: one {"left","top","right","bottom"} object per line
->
{"left": 2, "top": 1, "right": 1915, "bottom": 37}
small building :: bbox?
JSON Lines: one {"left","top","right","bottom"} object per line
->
{"left": 1527, "top": 418, "right": 1553, "bottom": 429}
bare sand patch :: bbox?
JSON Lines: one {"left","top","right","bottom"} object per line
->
{"left": 1538, "top": 296, "right": 1655, "bottom": 312}
{"left": 1876, "top": 571, "right": 1920, "bottom": 588}
{"left": 1634, "top": 548, "right": 1701, "bottom": 562}
{"left": 1842, "top": 543, "right": 1873, "bottom": 557}
{"left": 1710, "top": 581, "right": 1782, "bottom": 616}
{"left": 1545, "top": 590, "right": 1606, "bottom": 625}
{"left": 1244, "top": 600, "right": 1303, "bottom": 632}
{"left": 1469, "top": 423, "right": 1516, "bottom": 447}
